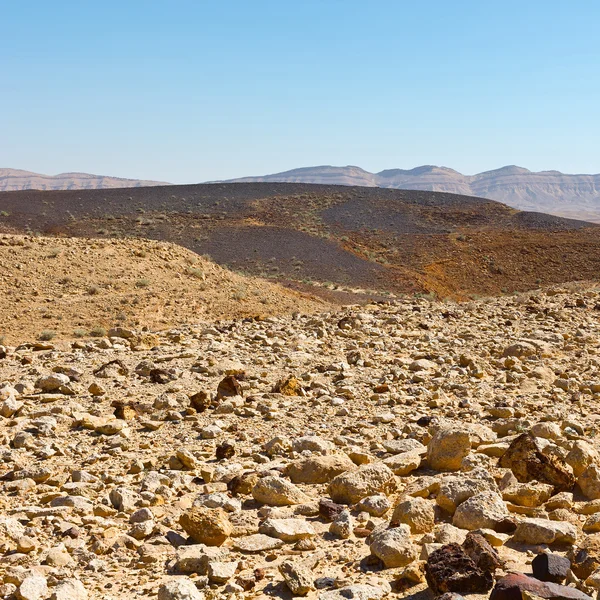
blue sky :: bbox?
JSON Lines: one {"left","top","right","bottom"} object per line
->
{"left": 2, "top": 0, "right": 599, "bottom": 182}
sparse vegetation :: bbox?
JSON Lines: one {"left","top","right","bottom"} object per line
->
{"left": 39, "top": 329, "right": 56, "bottom": 341}
{"left": 89, "top": 326, "right": 107, "bottom": 337}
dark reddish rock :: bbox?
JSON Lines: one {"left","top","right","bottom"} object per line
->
{"left": 532, "top": 553, "right": 571, "bottom": 584}
{"left": 217, "top": 375, "right": 243, "bottom": 398}
{"left": 498, "top": 433, "right": 575, "bottom": 491}
{"left": 425, "top": 543, "right": 494, "bottom": 595}
{"left": 495, "top": 518, "right": 518, "bottom": 534}
{"left": 462, "top": 532, "right": 503, "bottom": 573}
{"left": 216, "top": 442, "right": 235, "bottom": 460}
{"left": 189, "top": 390, "right": 211, "bottom": 412}
{"left": 319, "top": 498, "right": 345, "bottom": 522}
{"left": 227, "top": 471, "right": 258, "bottom": 496}
{"left": 149, "top": 368, "right": 175, "bottom": 384}
{"left": 490, "top": 573, "right": 592, "bottom": 600}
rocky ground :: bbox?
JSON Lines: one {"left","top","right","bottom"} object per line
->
{"left": 2, "top": 285, "right": 600, "bottom": 599}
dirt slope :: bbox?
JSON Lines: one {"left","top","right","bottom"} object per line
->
{"left": 1, "top": 182, "right": 599, "bottom": 300}
{"left": 0, "top": 235, "right": 329, "bottom": 344}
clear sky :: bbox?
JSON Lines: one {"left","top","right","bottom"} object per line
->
{"left": 2, "top": 0, "right": 599, "bottom": 182}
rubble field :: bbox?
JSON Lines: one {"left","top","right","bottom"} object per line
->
{"left": 2, "top": 285, "right": 600, "bottom": 600}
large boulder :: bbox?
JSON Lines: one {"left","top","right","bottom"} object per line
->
{"left": 328, "top": 463, "right": 396, "bottom": 505}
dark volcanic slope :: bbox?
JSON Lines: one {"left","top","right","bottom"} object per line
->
{"left": 0, "top": 182, "right": 598, "bottom": 299}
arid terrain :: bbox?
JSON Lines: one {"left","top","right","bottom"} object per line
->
{"left": 1, "top": 183, "right": 599, "bottom": 302}
{"left": 3, "top": 279, "right": 600, "bottom": 599}
{"left": 0, "top": 235, "right": 328, "bottom": 345}
{"left": 2, "top": 184, "right": 600, "bottom": 600}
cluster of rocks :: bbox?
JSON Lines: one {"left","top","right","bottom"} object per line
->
{"left": 2, "top": 286, "right": 600, "bottom": 599}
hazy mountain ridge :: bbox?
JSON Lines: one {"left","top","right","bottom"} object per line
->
{"left": 226, "top": 165, "right": 600, "bottom": 222}
{"left": 0, "top": 168, "right": 169, "bottom": 191}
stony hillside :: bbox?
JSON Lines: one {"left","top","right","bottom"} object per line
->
{"left": 0, "top": 169, "right": 168, "bottom": 192}
{"left": 1, "top": 183, "right": 599, "bottom": 301}
{"left": 0, "top": 235, "right": 329, "bottom": 344}
{"left": 2, "top": 285, "right": 600, "bottom": 599}
{"left": 225, "top": 165, "right": 600, "bottom": 222}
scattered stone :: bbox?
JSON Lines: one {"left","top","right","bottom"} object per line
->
{"left": 579, "top": 465, "right": 600, "bottom": 500}
{"left": 369, "top": 525, "right": 419, "bottom": 568}
{"left": 157, "top": 578, "right": 204, "bottom": 600}
{"left": 259, "top": 518, "right": 316, "bottom": 542}
{"left": 513, "top": 518, "right": 577, "bottom": 545}
{"left": 532, "top": 553, "right": 571, "bottom": 584}
{"left": 279, "top": 560, "right": 314, "bottom": 596}
{"left": 330, "top": 510, "right": 353, "bottom": 539}
{"left": 319, "top": 498, "right": 345, "bottom": 522}
{"left": 232, "top": 533, "right": 285, "bottom": 553}
{"left": 462, "top": 532, "right": 502, "bottom": 572}
{"left": 179, "top": 507, "right": 232, "bottom": 546}
{"left": 392, "top": 497, "right": 435, "bottom": 533}
{"left": 490, "top": 573, "right": 592, "bottom": 600}
{"left": 425, "top": 543, "right": 494, "bottom": 595}
{"left": 328, "top": 463, "right": 396, "bottom": 504}
{"left": 252, "top": 475, "right": 311, "bottom": 506}
{"left": 357, "top": 495, "right": 391, "bottom": 517}
{"left": 427, "top": 428, "right": 471, "bottom": 471}
{"left": 18, "top": 576, "right": 49, "bottom": 600}
{"left": 49, "top": 579, "right": 88, "bottom": 600}
{"left": 453, "top": 491, "right": 508, "bottom": 531}
{"left": 287, "top": 454, "right": 357, "bottom": 484}
{"left": 498, "top": 433, "right": 575, "bottom": 491}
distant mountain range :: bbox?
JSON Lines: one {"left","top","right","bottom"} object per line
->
{"left": 224, "top": 165, "right": 600, "bottom": 222}
{"left": 3, "top": 165, "right": 600, "bottom": 223}
{"left": 0, "top": 169, "right": 168, "bottom": 192}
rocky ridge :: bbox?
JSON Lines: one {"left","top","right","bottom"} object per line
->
{"left": 2, "top": 286, "right": 600, "bottom": 598}
{"left": 0, "top": 170, "right": 168, "bottom": 192}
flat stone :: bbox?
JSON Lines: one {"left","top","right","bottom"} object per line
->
{"left": 259, "top": 518, "right": 316, "bottom": 542}
{"left": 490, "top": 573, "right": 592, "bottom": 600}
{"left": 232, "top": 533, "right": 285, "bottom": 553}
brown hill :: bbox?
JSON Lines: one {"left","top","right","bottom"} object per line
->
{"left": 0, "top": 168, "right": 169, "bottom": 191}
{"left": 0, "top": 182, "right": 599, "bottom": 300}
{"left": 0, "top": 234, "right": 329, "bottom": 344}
